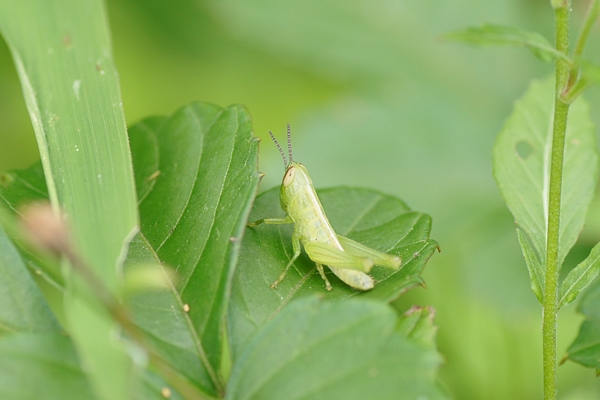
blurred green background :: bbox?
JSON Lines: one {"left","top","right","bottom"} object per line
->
{"left": 2, "top": 0, "right": 600, "bottom": 398}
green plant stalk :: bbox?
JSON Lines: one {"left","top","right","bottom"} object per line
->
{"left": 543, "top": 3, "right": 571, "bottom": 399}
{"left": 573, "top": 0, "right": 600, "bottom": 59}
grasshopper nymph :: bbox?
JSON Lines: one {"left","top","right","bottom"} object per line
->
{"left": 248, "top": 125, "right": 402, "bottom": 291}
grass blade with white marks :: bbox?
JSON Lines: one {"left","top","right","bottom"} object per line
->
{"left": 0, "top": 1, "right": 140, "bottom": 398}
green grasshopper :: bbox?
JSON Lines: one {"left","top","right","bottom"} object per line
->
{"left": 248, "top": 125, "right": 402, "bottom": 291}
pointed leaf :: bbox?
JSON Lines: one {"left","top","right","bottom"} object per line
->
{"left": 493, "top": 77, "right": 598, "bottom": 266}
{"left": 564, "top": 318, "right": 600, "bottom": 370}
{"left": 128, "top": 102, "right": 261, "bottom": 396}
{"left": 564, "top": 275, "right": 600, "bottom": 369}
{"left": 445, "top": 24, "right": 570, "bottom": 63}
{"left": 578, "top": 280, "right": 600, "bottom": 319}
{"left": 516, "top": 228, "right": 544, "bottom": 304}
{"left": 228, "top": 187, "right": 438, "bottom": 361}
{"left": 396, "top": 306, "right": 438, "bottom": 351}
{"left": 226, "top": 296, "right": 445, "bottom": 400}
{"left": 0, "top": 333, "right": 95, "bottom": 400}
{"left": 559, "top": 241, "right": 600, "bottom": 308}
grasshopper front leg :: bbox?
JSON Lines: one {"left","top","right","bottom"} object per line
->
{"left": 270, "top": 230, "right": 302, "bottom": 289}
{"left": 247, "top": 214, "right": 294, "bottom": 227}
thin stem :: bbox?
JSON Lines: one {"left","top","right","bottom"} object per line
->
{"left": 543, "top": 3, "right": 571, "bottom": 400}
{"left": 573, "top": 0, "right": 600, "bottom": 59}
{"left": 65, "top": 252, "right": 210, "bottom": 399}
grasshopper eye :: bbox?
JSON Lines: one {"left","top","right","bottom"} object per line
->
{"left": 283, "top": 166, "right": 295, "bottom": 187}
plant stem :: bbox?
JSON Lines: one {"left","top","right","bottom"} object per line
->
{"left": 573, "top": 0, "right": 600, "bottom": 59}
{"left": 543, "top": 3, "right": 571, "bottom": 399}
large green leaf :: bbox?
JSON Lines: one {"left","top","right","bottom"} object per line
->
{"left": 0, "top": 1, "right": 139, "bottom": 399}
{"left": 228, "top": 187, "right": 438, "bottom": 361}
{"left": 0, "top": 102, "right": 260, "bottom": 398}
{"left": 0, "top": 222, "right": 59, "bottom": 334}
{"left": 0, "top": 333, "right": 95, "bottom": 400}
{"left": 226, "top": 296, "right": 445, "bottom": 400}
{"left": 128, "top": 102, "right": 261, "bottom": 396}
{"left": 493, "top": 78, "right": 597, "bottom": 270}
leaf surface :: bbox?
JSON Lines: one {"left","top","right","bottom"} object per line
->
{"left": 128, "top": 102, "right": 261, "bottom": 396}
{"left": 0, "top": 222, "right": 60, "bottom": 334}
{"left": 493, "top": 78, "right": 597, "bottom": 268}
{"left": 0, "top": 333, "right": 95, "bottom": 400}
{"left": 565, "top": 282, "right": 600, "bottom": 370}
{"left": 228, "top": 187, "right": 438, "bottom": 361}
{"left": 516, "top": 228, "right": 544, "bottom": 304}
{"left": 559, "top": 241, "right": 600, "bottom": 308}
{"left": 226, "top": 296, "right": 445, "bottom": 400}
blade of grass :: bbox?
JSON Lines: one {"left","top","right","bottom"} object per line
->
{"left": 0, "top": 1, "right": 139, "bottom": 399}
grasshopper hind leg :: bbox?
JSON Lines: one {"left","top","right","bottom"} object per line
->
{"left": 315, "top": 264, "right": 333, "bottom": 291}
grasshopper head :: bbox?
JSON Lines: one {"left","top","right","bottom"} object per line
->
{"left": 268, "top": 125, "right": 312, "bottom": 211}
{"left": 279, "top": 161, "right": 311, "bottom": 211}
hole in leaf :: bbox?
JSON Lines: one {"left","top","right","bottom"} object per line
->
{"left": 516, "top": 140, "right": 534, "bottom": 160}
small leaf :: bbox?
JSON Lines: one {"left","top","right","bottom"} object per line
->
{"left": 0, "top": 333, "right": 95, "bottom": 400}
{"left": 228, "top": 187, "right": 438, "bottom": 361}
{"left": 396, "top": 306, "right": 438, "bottom": 351}
{"left": 564, "top": 318, "right": 600, "bottom": 369}
{"left": 563, "top": 61, "right": 600, "bottom": 103}
{"left": 226, "top": 296, "right": 445, "bottom": 400}
{"left": 564, "top": 273, "right": 600, "bottom": 369}
{"left": 559, "top": 241, "right": 600, "bottom": 308}
{"left": 493, "top": 77, "right": 598, "bottom": 267}
{"left": 516, "top": 229, "right": 544, "bottom": 304}
{"left": 578, "top": 280, "right": 600, "bottom": 319}
{"left": 445, "top": 24, "right": 570, "bottom": 63}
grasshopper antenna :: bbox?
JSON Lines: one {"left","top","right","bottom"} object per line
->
{"left": 287, "top": 124, "right": 294, "bottom": 163}
{"left": 269, "top": 130, "right": 288, "bottom": 168}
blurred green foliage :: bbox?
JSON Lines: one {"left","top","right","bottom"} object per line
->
{"left": 2, "top": 0, "right": 600, "bottom": 398}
